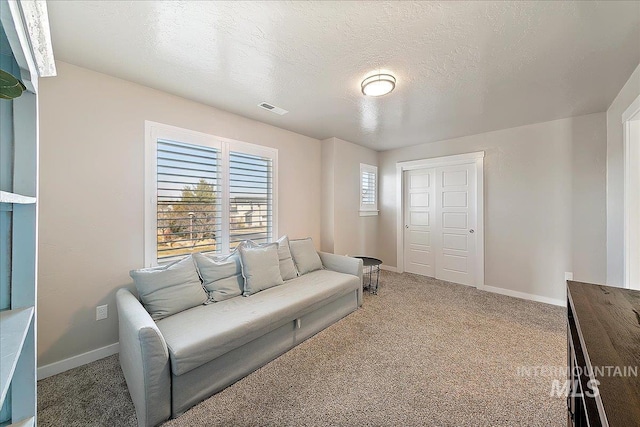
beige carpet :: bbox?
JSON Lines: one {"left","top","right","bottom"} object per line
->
{"left": 38, "top": 271, "right": 566, "bottom": 426}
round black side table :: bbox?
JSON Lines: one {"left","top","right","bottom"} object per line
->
{"left": 354, "top": 256, "right": 382, "bottom": 294}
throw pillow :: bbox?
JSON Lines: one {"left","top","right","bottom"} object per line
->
{"left": 130, "top": 256, "right": 208, "bottom": 321}
{"left": 244, "top": 236, "right": 298, "bottom": 280}
{"left": 193, "top": 251, "right": 244, "bottom": 302}
{"left": 275, "top": 235, "right": 299, "bottom": 280}
{"left": 239, "top": 243, "right": 284, "bottom": 296}
{"left": 289, "top": 238, "right": 323, "bottom": 275}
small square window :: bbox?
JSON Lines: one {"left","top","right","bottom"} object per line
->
{"left": 360, "top": 163, "right": 378, "bottom": 216}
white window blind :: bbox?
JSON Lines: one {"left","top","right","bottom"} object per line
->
{"left": 229, "top": 152, "right": 273, "bottom": 251}
{"left": 156, "top": 139, "right": 222, "bottom": 262}
{"left": 361, "top": 170, "right": 376, "bottom": 205}
{"left": 360, "top": 163, "right": 378, "bottom": 216}
{"left": 146, "top": 122, "right": 278, "bottom": 266}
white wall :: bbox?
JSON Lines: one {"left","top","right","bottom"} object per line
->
{"left": 321, "top": 138, "right": 335, "bottom": 253}
{"left": 606, "top": 63, "right": 640, "bottom": 286}
{"left": 378, "top": 113, "right": 607, "bottom": 303}
{"left": 321, "top": 137, "right": 378, "bottom": 257}
{"left": 37, "top": 61, "right": 322, "bottom": 367}
{"left": 572, "top": 118, "right": 608, "bottom": 285}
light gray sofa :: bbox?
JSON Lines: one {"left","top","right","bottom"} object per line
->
{"left": 116, "top": 252, "right": 363, "bottom": 427}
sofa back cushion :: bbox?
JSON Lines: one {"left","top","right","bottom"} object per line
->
{"left": 289, "top": 238, "right": 323, "bottom": 275}
{"left": 130, "top": 256, "right": 208, "bottom": 320}
{"left": 239, "top": 243, "right": 284, "bottom": 296}
{"left": 193, "top": 252, "right": 243, "bottom": 302}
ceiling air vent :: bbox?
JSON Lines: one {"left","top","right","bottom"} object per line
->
{"left": 258, "top": 102, "right": 288, "bottom": 115}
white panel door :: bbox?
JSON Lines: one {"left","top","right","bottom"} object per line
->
{"left": 403, "top": 169, "right": 435, "bottom": 276}
{"left": 434, "top": 164, "right": 476, "bottom": 285}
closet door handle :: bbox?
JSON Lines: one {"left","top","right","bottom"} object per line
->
{"left": 469, "top": 229, "right": 475, "bottom": 234}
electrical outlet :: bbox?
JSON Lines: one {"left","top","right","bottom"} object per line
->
{"left": 96, "top": 304, "right": 108, "bottom": 321}
{"left": 564, "top": 272, "right": 574, "bottom": 282}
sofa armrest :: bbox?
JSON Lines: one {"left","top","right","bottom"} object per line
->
{"left": 318, "top": 252, "right": 364, "bottom": 306}
{"left": 116, "top": 288, "right": 171, "bottom": 427}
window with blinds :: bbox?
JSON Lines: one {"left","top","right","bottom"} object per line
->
{"left": 361, "top": 171, "right": 376, "bottom": 205}
{"left": 146, "top": 122, "right": 278, "bottom": 265}
{"left": 360, "top": 163, "right": 378, "bottom": 216}
{"left": 156, "top": 139, "right": 222, "bottom": 262}
{"left": 229, "top": 152, "right": 273, "bottom": 251}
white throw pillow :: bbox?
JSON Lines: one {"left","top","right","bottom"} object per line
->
{"left": 289, "top": 238, "right": 323, "bottom": 275}
{"left": 239, "top": 243, "right": 284, "bottom": 296}
{"left": 129, "top": 256, "right": 208, "bottom": 321}
{"left": 244, "top": 236, "right": 298, "bottom": 280}
{"left": 193, "top": 251, "right": 243, "bottom": 302}
{"left": 275, "top": 236, "right": 298, "bottom": 280}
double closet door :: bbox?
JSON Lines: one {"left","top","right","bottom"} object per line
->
{"left": 403, "top": 163, "right": 477, "bottom": 286}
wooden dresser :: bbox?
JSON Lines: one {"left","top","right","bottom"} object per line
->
{"left": 567, "top": 281, "right": 640, "bottom": 427}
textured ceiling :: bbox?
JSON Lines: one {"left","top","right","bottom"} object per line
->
{"left": 47, "top": 1, "right": 640, "bottom": 151}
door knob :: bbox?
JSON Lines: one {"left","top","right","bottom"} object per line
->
{"left": 405, "top": 225, "right": 409, "bottom": 229}
{"left": 469, "top": 229, "right": 475, "bottom": 233}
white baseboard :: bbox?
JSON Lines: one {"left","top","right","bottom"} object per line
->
{"left": 380, "top": 265, "right": 397, "bottom": 272}
{"left": 37, "top": 342, "right": 119, "bottom": 380}
{"left": 479, "top": 285, "right": 565, "bottom": 307}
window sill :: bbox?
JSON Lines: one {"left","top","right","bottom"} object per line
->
{"left": 0, "top": 191, "right": 36, "bottom": 204}
{"left": 359, "top": 210, "right": 379, "bottom": 217}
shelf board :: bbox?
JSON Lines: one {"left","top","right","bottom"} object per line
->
{"left": 7, "top": 417, "right": 34, "bottom": 427}
{"left": 0, "top": 192, "right": 36, "bottom": 205}
{"left": 0, "top": 307, "right": 34, "bottom": 409}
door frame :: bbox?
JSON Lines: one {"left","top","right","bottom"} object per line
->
{"left": 396, "top": 151, "right": 485, "bottom": 287}
{"left": 622, "top": 93, "right": 640, "bottom": 290}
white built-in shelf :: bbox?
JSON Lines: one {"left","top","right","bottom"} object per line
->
{"left": 0, "top": 307, "right": 34, "bottom": 409}
{"left": 8, "top": 416, "right": 34, "bottom": 427}
{"left": 0, "top": 192, "right": 36, "bottom": 205}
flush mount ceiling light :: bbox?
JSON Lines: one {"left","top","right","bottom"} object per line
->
{"left": 361, "top": 73, "right": 396, "bottom": 97}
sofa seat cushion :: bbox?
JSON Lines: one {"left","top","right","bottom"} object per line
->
{"left": 156, "top": 269, "right": 360, "bottom": 376}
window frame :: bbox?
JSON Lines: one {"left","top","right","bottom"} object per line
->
{"left": 359, "top": 163, "right": 379, "bottom": 216}
{"left": 145, "top": 121, "right": 278, "bottom": 266}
